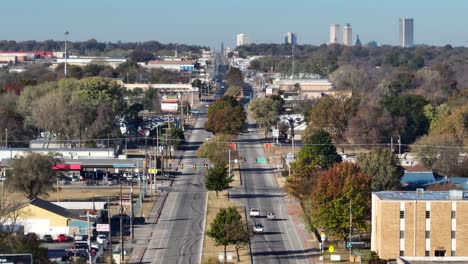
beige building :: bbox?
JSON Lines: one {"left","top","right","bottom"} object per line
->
{"left": 372, "top": 190, "right": 468, "bottom": 260}
{"left": 274, "top": 79, "right": 351, "bottom": 99}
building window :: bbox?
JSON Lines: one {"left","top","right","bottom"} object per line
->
{"left": 400, "top": 231, "right": 404, "bottom": 239}
{"left": 400, "top": 211, "right": 404, "bottom": 218}
{"left": 435, "top": 250, "right": 445, "bottom": 257}
{"left": 425, "top": 231, "right": 430, "bottom": 239}
{"left": 425, "top": 251, "right": 430, "bottom": 256}
{"left": 451, "top": 211, "right": 456, "bottom": 219}
{"left": 451, "top": 250, "right": 456, "bottom": 256}
{"left": 451, "top": 231, "right": 456, "bottom": 239}
{"left": 426, "top": 210, "right": 430, "bottom": 219}
{"left": 399, "top": 250, "right": 404, "bottom": 256}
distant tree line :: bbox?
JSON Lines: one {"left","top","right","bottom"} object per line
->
{"left": 0, "top": 39, "right": 209, "bottom": 57}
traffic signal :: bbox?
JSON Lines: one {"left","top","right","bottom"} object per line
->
{"left": 204, "top": 164, "right": 208, "bottom": 170}
{"left": 193, "top": 164, "right": 197, "bottom": 169}
{"left": 180, "top": 164, "right": 184, "bottom": 169}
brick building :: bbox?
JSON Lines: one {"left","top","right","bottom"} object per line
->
{"left": 372, "top": 190, "right": 468, "bottom": 260}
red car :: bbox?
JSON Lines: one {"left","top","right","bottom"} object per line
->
{"left": 57, "top": 234, "right": 69, "bottom": 242}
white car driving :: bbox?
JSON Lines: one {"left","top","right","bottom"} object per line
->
{"left": 253, "top": 224, "right": 264, "bottom": 233}
{"left": 249, "top": 208, "right": 260, "bottom": 217}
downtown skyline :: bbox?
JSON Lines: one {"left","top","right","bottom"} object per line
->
{"left": 1, "top": 0, "right": 467, "bottom": 49}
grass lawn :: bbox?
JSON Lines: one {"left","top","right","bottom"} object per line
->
{"left": 201, "top": 191, "right": 251, "bottom": 264}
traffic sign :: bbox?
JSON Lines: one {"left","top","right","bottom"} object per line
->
{"left": 328, "top": 245, "right": 335, "bottom": 253}
{"left": 148, "top": 168, "right": 158, "bottom": 174}
{"left": 97, "top": 224, "right": 110, "bottom": 232}
{"left": 265, "top": 143, "right": 270, "bottom": 149}
{"left": 347, "top": 242, "right": 353, "bottom": 248}
{"left": 256, "top": 157, "right": 267, "bottom": 163}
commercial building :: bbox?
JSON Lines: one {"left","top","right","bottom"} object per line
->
{"left": 236, "top": 33, "right": 249, "bottom": 46}
{"left": 343, "top": 23, "right": 353, "bottom": 46}
{"left": 372, "top": 190, "right": 468, "bottom": 260}
{"left": 143, "top": 60, "right": 195, "bottom": 71}
{"left": 330, "top": 24, "right": 340, "bottom": 44}
{"left": 55, "top": 56, "right": 126, "bottom": 68}
{"left": 274, "top": 79, "right": 351, "bottom": 99}
{"left": 399, "top": 17, "right": 414, "bottom": 48}
{"left": 285, "top": 32, "right": 297, "bottom": 45}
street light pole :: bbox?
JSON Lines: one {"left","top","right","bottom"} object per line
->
{"left": 64, "top": 31, "right": 69, "bottom": 77}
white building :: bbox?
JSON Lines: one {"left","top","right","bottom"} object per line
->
{"left": 55, "top": 56, "right": 126, "bottom": 68}
{"left": 142, "top": 60, "right": 195, "bottom": 71}
{"left": 236, "top": 33, "right": 249, "bottom": 46}
{"left": 343, "top": 23, "right": 353, "bottom": 46}
{"left": 330, "top": 24, "right": 340, "bottom": 44}
{"left": 285, "top": 32, "right": 297, "bottom": 45}
{"left": 399, "top": 17, "right": 414, "bottom": 48}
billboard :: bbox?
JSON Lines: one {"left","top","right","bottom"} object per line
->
{"left": 161, "top": 103, "right": 178, "bottom": 112}
{"left": 0, "top": 254, "right": 32, "bottom": 264}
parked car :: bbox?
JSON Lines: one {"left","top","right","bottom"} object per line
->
{"left": 253, "top": 224, "right": 264, "bottom": 233}
{"left": 249, "top": 208, "right": 260, "bottom": 217}
{"left": 96, "top": 234, "right": 107, "bottom": 245}
{"left": 43, "top": 234, "right": 54, "bottom": 243}
{"left": 267, "top": 212, "right": 276, "bottom": 220}
{"left": 57, "top": 234, "right": 69, "bottom": 242}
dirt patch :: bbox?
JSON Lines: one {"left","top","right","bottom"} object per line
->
{"left": 202, "top": 191, "right": 251, "bottom": 264}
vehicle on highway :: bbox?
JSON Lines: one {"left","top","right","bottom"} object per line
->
{"left": 253, "top": 224, "right": 264, "bottom": 233}
{"left": 267, "top": 212, "right": 276, "bottom": 220}
{"left": 247, "top": 128, "right": 254, "bottom": 132}
{"left": 249, "top": 208, "right": 260, "bottom": 217}
{"left": 57, "top": 234, "right": 69, "bottom": 242}
{"left": 96, "top": 234, "right": 107, "bottom": 244}
{"left": 43, "top": 234, "right": 54, "bottom": 243}
{"left": 205, "top": 137, "right": 211, "bottom": 141}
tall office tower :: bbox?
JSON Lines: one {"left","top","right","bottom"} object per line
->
{"left": 285, "top": 32, "right": 297, "bottom": 45}
{"left": 343, "top": 23, "right": 353, "bottom": 46}
{"left": 236, "top": 33, "right": 249, "bottom": 46}
{"left": 399, "top": 17, "right": 414, "bottom": 48}
{"left": 330, "top": 24, "right": 340, "bottom": 44}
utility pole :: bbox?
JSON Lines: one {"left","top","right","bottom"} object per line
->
{"left": 391, "top": 137, "right": 394, "bottom": 152}
{"left": 291, "top": 41, "right": 295, "bottom": 81}
{"left": 130, "top": 176, "right": 134, "bottom": 240}
{"left": 119, "top": 182, "right": 124, "bottom": 261}
{"left": 398, "top": 135, "right": 401, "bottom": 156}
{"left": 64, "top": 31, "right": 69, "bottom": 77}
{"left": 5, "top": 128, "right": 7, "bottom": 148}
{"left": 87, "top": 212, "right": 92, "bottom": 264}
{"left": 349, "top": 201, "right": 352, "bottom": 261}
{"left": 228, "top": 149, "right": 231, "bottom": 177}
{"left": 107, "top": 196, "right": 112, "bottom": 262}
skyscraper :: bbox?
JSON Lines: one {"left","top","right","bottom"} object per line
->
{"left": 285, "top": 32, "right": 297, "bottom": 45}
{"left": 330, "top": 24, "right": 340, "bottom": 44}
{"left": 236, "top": 33, "right": 249, "bottom": 47}
{"left": 399, "top": 17, "right": 414, "bottom": 48}
{"left": 343, "top": 23, "right": 353, "bottom": 46}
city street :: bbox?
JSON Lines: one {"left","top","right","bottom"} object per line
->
{"left": 229, "top": 115, "right": 311, "bottom": 264}
{"left": 140, "top": 110, "right": 210, "bottom": 264}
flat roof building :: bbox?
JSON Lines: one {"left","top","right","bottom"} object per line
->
{"left": 330, "top": 24, "right": 340, "bottom": 44}
{"left": 372, "top": 190, "right": 468, "bottom": 260}
{"left": 236, "top": 33, "right": 249, "bottom": 47}
{"left": 400, "top": 17, "right": 414, "bottom": 48}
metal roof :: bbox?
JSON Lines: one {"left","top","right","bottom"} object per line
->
{"left": 374, "top": 190, "right": 468, "bottom": 201}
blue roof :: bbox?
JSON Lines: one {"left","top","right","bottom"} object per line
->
{"left": 401, "top": 171, "right": 435, "bottom": 185}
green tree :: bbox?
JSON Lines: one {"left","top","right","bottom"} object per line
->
{"left": 249, "top": 98, "right": 281, "bottom": 137}
{"left": 5, "top": 153, "right": 58, "bottom": 200}
{"left": 205, "top": 164, "right": 233, "bottom": 197}
{"left": 299, "top": 129, "right": 341, "bottom": 169}
{"left": 207, "top": 207, "right": 243, "bottom": 261}
{"left": 167, "top": 127, "right": 185, "bottom": 150}
{"left": 356, "top": 148, "right": 403, "bottom": 191}
{"left": 310, "top": 162, "right": 371, "bottom": 241}
{"left": 224, "top": 221, "right": 250, "bottom": 262}
{"left": 225, "top": 85, "right": 243, "bottom": 98}
{"left": 226, "top": 67, "right": 245, "bottom": 88}
{"left": 0, "top": 233, "right": 49, "bottom": 263}
{"left": 196, "top": 134, "right": 232, "bottom": 166}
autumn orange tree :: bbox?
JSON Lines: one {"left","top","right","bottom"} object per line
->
{"left": 309, "top": 162, "right": 371, "bottom": 241}
{"left": 205, "top": 96, "right": 246, "bottom": 135}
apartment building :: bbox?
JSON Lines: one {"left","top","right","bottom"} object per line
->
{"left": 372, "top": 190, "right": 468, "bottom": 260}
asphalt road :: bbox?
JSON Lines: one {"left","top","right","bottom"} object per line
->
{"left": 230, "top": 116, "right": 310, "bottom": 263}
{"left": 140, "top": 110, "right": 210, "bottom": 264}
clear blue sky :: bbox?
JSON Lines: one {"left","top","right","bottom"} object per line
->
{"left": 1, "top": 0, "right": 467, "bottom": 49}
